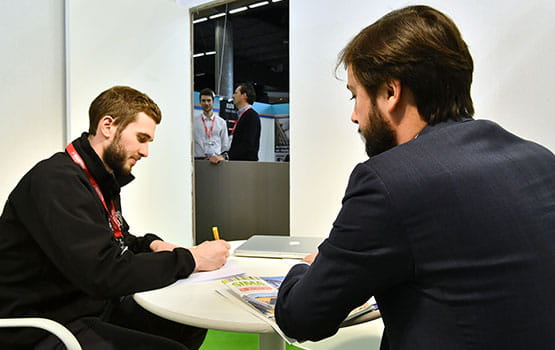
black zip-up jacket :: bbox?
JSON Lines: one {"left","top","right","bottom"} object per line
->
{"left": 0, "top": 133, "right": 195, "bottom": 347}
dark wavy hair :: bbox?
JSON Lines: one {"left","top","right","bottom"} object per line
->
{"left": 238, "top": 83, "right": 256, "bottom": 105}
{"left": 338, "top": 5, "right": 474, "bottom": 124}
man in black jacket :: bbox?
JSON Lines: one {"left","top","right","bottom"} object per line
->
{"left": 0, "top": 86, "right": 230, "bottom": 349}
{"left": 209, "top": 82, "right": 261, "bottom": 163}
{"left": 275, "top": 5, "right": 555, "bottom": 349}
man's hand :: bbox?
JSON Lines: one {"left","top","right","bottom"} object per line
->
{"left": 150, "top": 240, "right": 179, "bottom": 252}
{"left": 208, "top": 155, "right": 226, "bottom": 164}
{"left": 302, "top": 251, "right": 318, "bottom": 264}
{"left": 189, "top": 240, "right": 231, "bottom": 272}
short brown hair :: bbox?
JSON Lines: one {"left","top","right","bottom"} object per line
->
{"left": 88, "top": 86, "right": 162, "bottom": 135}
{"left": 338, "top": 5, "right": 474, "bottom": 124}
{"left": 199, "top": 88, "right": 215, "bottom": 101}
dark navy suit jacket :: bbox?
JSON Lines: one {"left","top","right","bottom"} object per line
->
{"left": 228, "top": 108, "right": 261, "bottom": 161}
{"left": 275, "top": 119, "right": 555, "bottom": 349}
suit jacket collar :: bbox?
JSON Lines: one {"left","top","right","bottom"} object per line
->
{"left": 419, "top": 117, "right": 473, "bottom": 137}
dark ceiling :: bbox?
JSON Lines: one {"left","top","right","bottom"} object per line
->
{"left": 192, "top": 0, "right": 289, "bottom": 103}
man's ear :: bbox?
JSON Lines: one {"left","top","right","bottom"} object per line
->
{"left": 97, "top": 115, "right": 115, "bottom": 138}
{"left": 384, "top": 79, "right": 402, "bottom": 113}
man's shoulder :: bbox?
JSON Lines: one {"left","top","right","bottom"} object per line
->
{"left": 363, "top": 117, "right": 554, "bottom": 185}
{"left": 419, "top": 118, "right": 552, "bottom": 155}
{"left": 7, "top": 151, "right": 80, "bottom": 200}
{"left": 26, "top": 152, "right": 81, "bottom": 181}
{"left": 245, "top": 107, "right": 260, "bottom": 117}
{"left": 245, "top": 108, "right": 261, "bottom": 126}
{"left": 358, "top": 120, "right": 490, "bottom": 176}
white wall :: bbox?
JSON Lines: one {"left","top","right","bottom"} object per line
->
{"left": 3, "top": 0, "right": 554, "bottom": 247}
{"left": 67, "top": 0, "right": 193, "bottom": 246}
{"left": 0, "top": 0, "right": 65, "bottom": 204}
{"left": 1, "top": 0, "right": 196, "bottom": 247}
{"left": 290, "top": 0, "right": 555, "bottom": 236}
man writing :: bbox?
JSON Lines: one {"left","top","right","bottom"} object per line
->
{"left": 193, "top": 88, "right": 229, "bottom": 160}
{"left": 0, "top": 86, "right": 230, "bottom": 349}
{"left": 209, "top": 82, "right": 261, "bottom": 163}
{"left": 275, "top": 6, "right": 555, "bottom": 349}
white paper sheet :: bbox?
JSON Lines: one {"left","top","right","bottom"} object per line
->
{"left": 171, "top": 260, "right": 244, "bottom": 286}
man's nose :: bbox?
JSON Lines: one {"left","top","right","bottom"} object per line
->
{"left": 139, "top": 143, "right": 149, "bottom": 158}
{"left": 351, "top": 111, "right": 359, "bottom": 124}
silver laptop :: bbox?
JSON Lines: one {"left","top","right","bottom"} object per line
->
{"left": 234, "top": 235, "right": 324, "bottom": 259}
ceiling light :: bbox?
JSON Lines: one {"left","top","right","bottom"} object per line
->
{"left": 229, "top": 6, "right": 248, "bottom": 14}
{"left": 193, "top": 53, "right": 205, "bottom": 58}
{"left": 249, "top": 1, "right": 269, "bottom": 8}
{"left": 205, "top": 51, "right": 216, "bottom": 56}
{"left": 209, "top": 12, "right": 226, "bottom": 19}
{"left": 193, "top": 17, "right": 208, "bottom": 24}
{"left": 271, "top": 0, "right": 283, "bottom": 2}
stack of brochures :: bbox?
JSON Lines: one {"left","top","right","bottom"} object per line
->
{"left": 217, "top": 274, "right": 380, "bottom": 344}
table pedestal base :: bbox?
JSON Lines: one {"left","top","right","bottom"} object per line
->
{"left": 259, "top": 333, "right": 285, "bottom": 350}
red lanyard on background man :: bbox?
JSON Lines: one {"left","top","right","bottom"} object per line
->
{"left": 231, "top": 106, "right": 252, "bottom": 135}
{"left": 201, "top": 115, "right": 216, "bottom": 139}
{"left": 65, "top": 143, "right": 123, "bottom": 239}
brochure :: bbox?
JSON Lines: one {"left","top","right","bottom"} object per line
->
{"left": 218, "top": 275, "right": 380, "bottom": 343}
{"left": 218, "top": 275, "right": 293, "bottom": 343}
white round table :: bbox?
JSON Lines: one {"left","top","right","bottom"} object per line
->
{"left": 134, "top": 242, "right": 293, "bottom": 350}
{"left": 134, "top": 241, "right": 384, "bottom": 350}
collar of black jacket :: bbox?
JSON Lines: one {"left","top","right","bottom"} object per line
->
{"left": 69, "top": 133, "right": 135, "bottom": 200}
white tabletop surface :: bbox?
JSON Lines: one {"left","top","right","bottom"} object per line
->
{"left": 134, "top": 241, "right": 294, "bottom": 333}
{"left": 134, "top": 241, "right": 384, "bottom": 350}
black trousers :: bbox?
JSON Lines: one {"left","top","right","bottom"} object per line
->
{"left": 34, "top": 296, "right": 207, "bottom": 350}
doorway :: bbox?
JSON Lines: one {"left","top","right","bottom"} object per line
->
{"left": 190, "top": 0, "right": 290, "bottom": 243}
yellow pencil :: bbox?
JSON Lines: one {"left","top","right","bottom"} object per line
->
{"left": 212, "top": 226, "right": 220, "bottom": 240}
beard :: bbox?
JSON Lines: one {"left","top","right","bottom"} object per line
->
{"left": 103, "top": 133, "right": 130, "bottom": 175}
{"left": 360, "top": 104, "right": 398, "bottom": 157}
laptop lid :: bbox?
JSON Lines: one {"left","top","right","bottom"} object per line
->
{"left": 234, "top": 235, "right": 324, "bottom": 259}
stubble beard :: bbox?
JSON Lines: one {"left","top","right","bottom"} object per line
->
{"left": 202, "top": 105, "right": 212, "bottom": 114}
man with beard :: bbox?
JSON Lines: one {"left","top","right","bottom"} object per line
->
{"left": 275, "top": 5, "right": 555, "bottom": 349}
{"left": 0, "top": 86, "right": 230, "bottom": 349}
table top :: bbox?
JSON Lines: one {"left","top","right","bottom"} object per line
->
{"left": 134, "top": 242, "right": 295, "bottom": 334}
{"left": 134, "top": 241, "right": 385, "bottom": 349}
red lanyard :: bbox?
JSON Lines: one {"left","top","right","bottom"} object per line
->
{"left": 65, "top": 143, "right": 123, "bottom": 238}
{"left": 231, "top": 106, "right": 252, "bottom": 135}
{"left": 201, "top": 115, "right": 216, "bottom": 139}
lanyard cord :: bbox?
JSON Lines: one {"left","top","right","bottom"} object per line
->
{"left": 201, "top": 115, "right": 216, "bottom": 139}
{"left": 65, "top": 143, "right": 123, "bottom": 238}
{"left": 231, "top": 106, "right": 252, "bottom": 135}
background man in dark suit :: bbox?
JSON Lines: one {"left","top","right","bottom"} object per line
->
{"left": 275, "top": 5, "right": 555, "bottom": 349}
{"left": 209, "top": 82, "right": 261, "bottom": 163}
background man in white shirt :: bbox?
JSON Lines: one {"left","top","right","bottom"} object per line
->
{"left": 193, "top": 88, "right": 229, "bottom": 159}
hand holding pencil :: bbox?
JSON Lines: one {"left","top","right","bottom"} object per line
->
{"left": 188, "top": 226, "right": 230, "bottom": 272}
